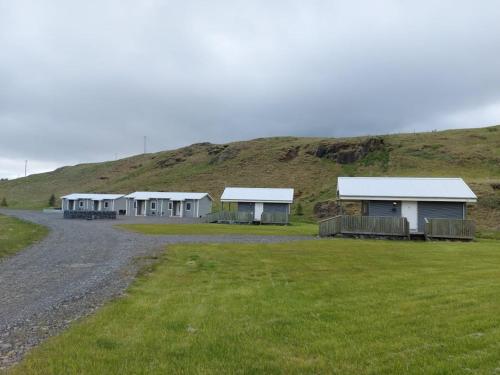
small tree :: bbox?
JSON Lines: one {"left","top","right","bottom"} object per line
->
{"left": 0, "top": 197, "right": 7, "bottom": 207}
{"left": 295, "top": 202, "right": 303, "bottom": 216}
{"left": 48, "top": 194, "right": 56, "bottom": 207}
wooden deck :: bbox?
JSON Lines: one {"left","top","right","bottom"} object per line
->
{"left": 319, "top": 215, "right": 475, "bottom": 240}
{"left": 261, "top": 212, "right": 289, "bottom": 225}
{"left": 319, "top": 215, "right": 409, "bottom": 238}
{"left": 424, "top": 218, "right": 475, "bottom": 240}
{"left": 204, "top": 211, "right": 289, "bottom": 225}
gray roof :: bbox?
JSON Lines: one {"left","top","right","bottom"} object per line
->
{"left": 221, "top": 187, "right": 294, "bottom": 203}
{"left": 60, "top": 193, "right": 124, "bottom": 201}
{"left": 337, "top": 177, "right": 477, "bottom": 202}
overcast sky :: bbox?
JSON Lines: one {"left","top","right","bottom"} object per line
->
{"left": 1, "top": 1, "right": 500, "bottom": 179}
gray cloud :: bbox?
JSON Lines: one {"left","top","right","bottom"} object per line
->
{"left": 1, "top": 0, "right": 500, "bottom": 178}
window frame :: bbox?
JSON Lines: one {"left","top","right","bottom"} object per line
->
{"left": 186, "top": 202, "right": 191, "bottom": 211}
{"left": 151, "top": 201, "right": 156, "bottom": 210}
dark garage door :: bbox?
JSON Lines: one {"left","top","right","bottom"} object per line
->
{"left": 417, "top": 202, "right": 464, "bottom": 232}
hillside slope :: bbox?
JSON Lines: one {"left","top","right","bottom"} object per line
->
{"left": 1, "top": 126, "right": 499, "bottom": 232}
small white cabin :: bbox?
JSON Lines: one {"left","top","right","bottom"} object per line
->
{"left": 337, "top": 177, "right": 477, "bottom": 233}
{"left": 220, "top": 187, "right": 294, "bottom": 222}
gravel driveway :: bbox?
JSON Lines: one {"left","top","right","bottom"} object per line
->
{"left": 0, "top": 210, "right": 311, "bottom": 369}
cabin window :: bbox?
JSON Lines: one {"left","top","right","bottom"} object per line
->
{"left": 151, "top": 201, "right": 156, "bottom": 210}
{"left": 168, "top": 202, "right": 173, "bottom": 210}
{"left": 104, "top": 202, "right": 109, "bottom": 208}
{"left": 79, "top": 201, "right": 84, "bottom": 208}
{"left": 186, "top": 202, "right": 191, "bottom": 211}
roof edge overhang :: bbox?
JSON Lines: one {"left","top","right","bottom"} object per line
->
{"left": 61, "top": 195, "right": 124, "bottom": 201}
{"left": 221, "top": 199, "right": 292, "bottom": 204}
{"left": 125, "top": 193, "right": 213, "bottom": 201}
{"left": 338, "top": 195, "right": 477, "bottom": 203}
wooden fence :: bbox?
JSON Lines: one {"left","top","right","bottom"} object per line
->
{"left": 319, "top": 215, "right": 342, "bottom": 237}
{"left": 204, "top": 211, "right": 253, "bottom": 224}
{"left": 204, "top": 211, "right": 289, "bottom": 225}
{"left": 319, "top": 215, "right": 409, "bottom": 238}
{"left": 261, "top": 212, "right": 289, "bottom": 225}
{"left": 63, "top": 210, "right": 117, "bottom": 220}
{"left": 424, "top": 218, "right": 475, "bottom": 240}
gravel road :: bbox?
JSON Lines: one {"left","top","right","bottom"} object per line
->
{"left": 0, "top": 210, "right": 312, "bottom": 369}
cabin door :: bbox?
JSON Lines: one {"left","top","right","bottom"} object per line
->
{"left": 401, "top": 201, "right": 418, "bottom": 232}
{"left": 172, "top": 201, "right": 181, "bottom": 217}
{"left": 254, "top": 202, "right": 264, "bottom": 221}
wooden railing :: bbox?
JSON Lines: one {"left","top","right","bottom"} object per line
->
{"left": 319, "top": 215, "right": 409, "bottom": 238}
{"left": 261, "top": 212, "right": 289, "bottom": 225}
{"left": 63, "top": 210, "right": 117, "bottom": 220}
{"left": 424, "top": 218, "right": 475, "bottom": 240}
{"left": 319, "top": 215, "right": 342, "bottom": 237}
{"left": 204, "top": 211, "right": 289, "bottom": 225}
{"left": 204, "top": 211, "right": 253, "bottom": 224}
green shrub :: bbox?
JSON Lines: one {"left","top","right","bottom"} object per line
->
{"left": 48, "top": 194, "right": 56, "bottom": 207}
{"left": 295, "top": 202, "right": 304, "bottom": 216}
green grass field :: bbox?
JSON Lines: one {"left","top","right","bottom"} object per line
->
{"left": 118, "top": 222, "right": 318, "bottom": 236}
{"left": 11, "top": 239, "right": 500, "bottom": 374}
{"left": 0, "top": 214, "right": 48, "bottom": 259}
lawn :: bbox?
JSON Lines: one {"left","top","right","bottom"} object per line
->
{"left": 0, "top": 214, "right": 48, "bottom": 260}
{"left": 118, "top": 222, "right": 318, "bottom": 236}
{"left": 10, "top": 238, "right": 500, "bottom": 374}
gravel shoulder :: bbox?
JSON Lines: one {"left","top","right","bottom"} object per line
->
{"left": 0, "top": 210, "right": 312, "bottom": 369}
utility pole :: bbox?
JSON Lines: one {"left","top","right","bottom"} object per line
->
{"left": 143, "top": 136, "right": 147, "bottom": 154}
{"left": 24, "top": 160, "right": 28, "bottom": 177}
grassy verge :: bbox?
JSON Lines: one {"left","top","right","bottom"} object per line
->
{"left": 0, "top": 214, "right": 48, "bottom": 259}
{"left": 476, "top": 229, "right": 500, "bottom": 241}
{"left": 11, "top": 239, "right": 500, "bottom": 374}
{"left": 118, "top": 222, "right": 318, "bottom": 236}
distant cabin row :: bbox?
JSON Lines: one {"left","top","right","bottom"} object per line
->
{"left": 61, "top": 187, "right": 294, "bottom": 222}
{"left": 61, "top": 177, "right": 477, "bottom": 235}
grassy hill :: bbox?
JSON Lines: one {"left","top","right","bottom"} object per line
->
{"left": 1, "top": 125, "right": 499, "bottom": 232}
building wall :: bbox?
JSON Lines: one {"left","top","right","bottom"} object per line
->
{"left": 74, "top": 199, "right": 92, "bottom": 211}
{"left": 64, "top": 198, "right": 125, "bottom": 212}
{"left": 182, "top": 199, "right": 195, "bottom": 218}
{"left": 417, "top": 202, "right": 465, "bottom": 232}
{"left": 145, "top": 199, "right": 163, "bottom": 216}
{"left": 197, "top": 196, "right": 213, "bottom": 217}
{"left": 124, "top": 197, "right": 211, "bottom": 217}
{"left": 263, "top": 203, "right": 289, "bottom": 214}
{"left": 114, "top": 197, "right": 126, "bottom": 214}
{"left": 367, "top": 200, "right": 401, "bottom": 217}
{"left": 237, "top": 202, "right": 255, "bottom": 213}
{"left": 125, "top": 198, "right": 134, "bottom": 215}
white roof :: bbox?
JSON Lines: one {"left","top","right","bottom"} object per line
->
{"left": 61, "top": 193, "right": 124, "bottom": 201}
{"left": 221, "top": 187, "right": 294, "bottom": 203}
{"left": 337, "top": 177, "right": 477, "bottom": 202}
{"left": 124, "top": 192, "right": 212, "bottom": 201}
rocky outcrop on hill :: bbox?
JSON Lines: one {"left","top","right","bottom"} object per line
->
{"left": 307, "top": 137, "right": 385, "bottom": 164}
{"left": 313, "top": 200, "right": 341, "bottom": 218}
{"left": 208, "top": 145, "right": 240, "bottom": 164}
{"left": 279, "top": 146, "right": 300, "bottom": 161}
